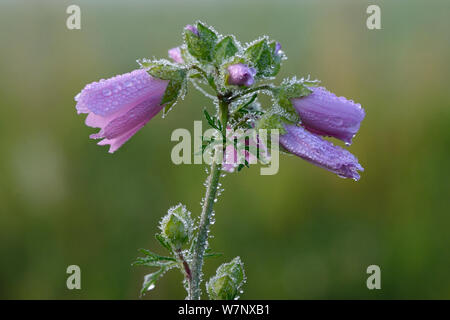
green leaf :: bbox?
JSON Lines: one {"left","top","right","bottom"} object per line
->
{"left": 214, "top": 36, "right": 238, "bottom": 64}
{"left": 270, "top": 78, "right": 312, "bottom": 122}
{"left": 204, "top": 248, "right": 223, "bottom": 259}
{"left": 233, "top": 93, "right": 258, "bottom": 115}
{"left": 185, "top": 22, "right": 218, "bottom": 62}
{"left": 206, "top": 257, "right": 246, "bottom": 300}
{"left": 203, "top": 109, "right": 215, "bottom": 127}
{"left": 133, "top": 248, "right": 176, "bottom": 268}
{"left": 141, "top": 268, "right": 165, "bottom": 296}
{"left": 256, "top": 114, "right": 287, "bottom": 135}
{"left": 203, "top": 109, "right": 224, "bottom": 135}
{"left": 159, "top": 205, "right": 193, "bottom": 250}
{"left": 244, "top": 38, "right": 280, "bottom": 78}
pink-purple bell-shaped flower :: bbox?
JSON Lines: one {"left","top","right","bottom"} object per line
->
{"left": 227, "top": 63, "right": 256, "bottom": 87}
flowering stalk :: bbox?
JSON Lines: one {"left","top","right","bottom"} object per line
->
{"left": 74, "top": 21, "right": 365, "bottom": 300}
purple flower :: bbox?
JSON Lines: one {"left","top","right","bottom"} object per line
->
{"left": 275, "top": 42, "right": 282, "bottom": 54}
{"left": 168, "top": 47, "right": 184, "bottom": 64}
{"left": 185, "top": 24, "right": 199, "bottom": 36}
{"left": 280, "top": 125, "right": 363, "bottom": 180}
{"left": 292, "top": 87, "right": 365, "bottom": 145}
{"left": 75, "top": 69, "right": 168, "bottom": 153}
{"left": 227, "top": 64, "right": 256, "bottom": 87}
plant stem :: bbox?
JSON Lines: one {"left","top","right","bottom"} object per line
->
{"left": 189, "top": 99, "right": 229, "bottom": 300}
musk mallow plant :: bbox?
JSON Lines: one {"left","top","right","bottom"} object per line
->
{"left": 74, "top": 21, "right": 365, "bottom": 299}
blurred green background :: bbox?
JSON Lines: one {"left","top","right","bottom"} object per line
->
{"left": 0, "top": 0, "right": 449, "bottom": 299}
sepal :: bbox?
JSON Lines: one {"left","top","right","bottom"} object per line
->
{"left": 159, "top": 203, "right": 194, "bottom": 250}
{"left": 244, "top": 37, "right": 281, "bottom": 78}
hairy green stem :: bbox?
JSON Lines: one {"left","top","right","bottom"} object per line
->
{"left": 189, "top": 99, "right": 228, "bottom": 300}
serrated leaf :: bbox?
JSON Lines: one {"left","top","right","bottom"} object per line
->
{"left": 245, "top": 39, "right": 280, "bottom": 78}
{"left": 206, "top": 257, "right": 246, "bottom": 300}
{"left": 185, "top": 22, "right": 218, "bottom": 62}
{"left": 155, "top": 233, "right": 173, "bottom": 253}
{"left": 160, "top": 78, "right": 184, "bottom": 105}
{"left": 233, "top": 93, "right": 257, "bottom": 114}
{"left": 133, "top": 249, "right": 176, "bottom": 268}
{"left": 279, "top": 81, "right": 312, "bottom": 100}
{"left": 214, "top": 36, "right": 238, "bottom": 64}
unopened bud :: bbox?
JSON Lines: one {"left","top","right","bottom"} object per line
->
{"left": 207, "top": 257, "right": 245, "bottom": 300}
{"left": 159, "top": 204, "right": 193, "bottom": 250}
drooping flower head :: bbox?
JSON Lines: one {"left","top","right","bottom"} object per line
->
{"left": 75, "top": 69, "right": 168, "bottom": 153}
{"left": 227, "top": 64, "right": 256, "bottom": 87}
{"left": 280, "top": 125, "right": 363, "bottom": 181}
{"left": 168, "top": 47, "right": 184, "bottom": 64}
{"left": 185, "top": 24, "right": 199, "bottom": 36}
{"left": 292, "top": 87, "right": 365, "bottom": 145}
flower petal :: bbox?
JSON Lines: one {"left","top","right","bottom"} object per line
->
{"left": 280, "top": 125, "right": 363, "bottom": 180}
{"left": 97, "top": 123, "right": 146, "bottom": 154}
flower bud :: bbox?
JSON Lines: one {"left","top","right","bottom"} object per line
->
{"left": 168, "top": 47, "right": 184, "bottom": 64}
{"left": 275, "top": 42, "right": 282, "bottom": 54}
{"left": 207, "top": 257, "right": 245, "bottom": 300}
{"left": 227, "top": 63, "right": 256, "bottom": 87}
{"left": 159, "top": 204, "right": 193, "bottom": 250}
{"left": 185, "top": 24, "right": 199, "bottom": 36}
{"left": 291, "top": 87, "right": 365, "bottom": 145}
